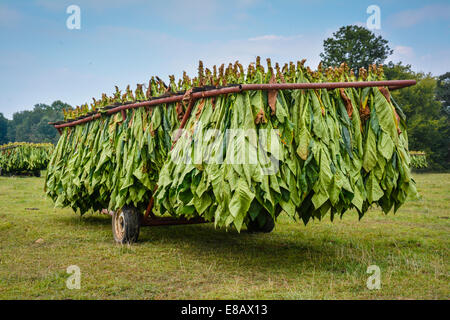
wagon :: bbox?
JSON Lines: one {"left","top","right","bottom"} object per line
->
{"left": 0, "top": 143, "right": 53, "bottom": 177}
{"left": 47, "top": 61, "right": 417, "bottom": 244}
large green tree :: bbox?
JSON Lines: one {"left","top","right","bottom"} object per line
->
{"left": 6, "top": 100, "right": 71, "bottom": 145}
{"left": 384, "top": 62, "right": 449, "bottom": 171}
{"left": 0, "top": 113, "right": 8, "bottom": 144}
{"left": 320, "top": 25, "right": 393, "bottom": 72}
{"left": 436, "top": 72, "right": 450, "bottom": 111}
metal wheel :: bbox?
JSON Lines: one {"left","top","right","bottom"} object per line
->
{"left": 247, "top": 212, "right": 275, "bottom": 233}
{"left": 112, "top": 205, "right": 140, "bottom": 244}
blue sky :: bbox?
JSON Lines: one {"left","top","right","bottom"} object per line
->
{"left": 0, "top": 0, "right": 449, "bottom": 119}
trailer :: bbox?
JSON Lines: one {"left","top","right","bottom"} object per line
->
{"left": 47, "top": 61, "right": 417, "bottom": 244}
{"left": 0, "top": 143, "right": 53, "bottom": 177}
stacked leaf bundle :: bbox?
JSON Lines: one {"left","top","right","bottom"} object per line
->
{"left": 410, "top": 151, "right": 428, "bottom": 169}
{"left": 45, "top": 58, "right": 418, "bottom": 230}
{"left": 0, "top": 142, "right": 54, "bottom": 175}
{"left": 155, "top": 58, "right": 418, "bottom": 231}
{"left": 45, "top": 80, "right": 181, "bottom": 214}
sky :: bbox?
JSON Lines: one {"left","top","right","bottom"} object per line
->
{"left": 0, "top": 0, "right": 449, "bottom": 119}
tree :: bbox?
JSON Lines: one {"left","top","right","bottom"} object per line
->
{"left": 320, "top": 25, "right": 393, "bottom": 73}
{"left": 436, "top": 72, "right": 450, "bottom": 113}
{"left": 6, "top": 100, "right": 71, "bottom": 145}
{"left": 0, "top": 113, "right": 8, "bottom": 144}
{"left": 384, "top": 62, "right": 449, "bottom": 171}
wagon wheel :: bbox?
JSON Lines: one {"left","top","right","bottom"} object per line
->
{"left": 112, "top": 205, "right": 141, "bottom": 243}
{"left": 247, "top": 211, "right": 275, "bottom": 233}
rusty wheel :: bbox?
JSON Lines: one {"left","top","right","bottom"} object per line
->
{"left": 247, "top": 212, "right": 275, "bottom": 233}
{"left": 112, "top": 206, "right": 140, "bottom": 244}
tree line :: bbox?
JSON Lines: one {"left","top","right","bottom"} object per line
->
{"left": 320, "top": 26, "right": 449, "bottom": 171}
{"left": 0, "top": 101, "right": 71, "bottom": 146}
{"left": 0, "top": 25, "right": 448, "bottom": 170}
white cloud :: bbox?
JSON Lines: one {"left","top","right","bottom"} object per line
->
{"left": 415, "top": 49, "right": 450, "bottom": 76}
{"left": 152, "top": 0, "right": 221, "bottom": 31}
{"left": 236, "top": 0, "right": 261, "bottom": 7}
{"left": 34, "top": 0, "right": 261, "bottom": 32}
{"left": 390, "top": 4, "right": 450, "bottom": 28}
{"left": 148, "top": 0, "right": 264, "bottom": 32}
{"left": 352, "top": 21, "right": 366, "bottom": 28}
{"left": 183, "top": 33, "right": 323, "bottom": 75}
{"left": 0, "top": 24, "right": 326, "bottom": 119}
{"left": 391, "top": 45, "right": 415, "bottom": 60}
{"left": 389, "top": 45, "right": 449, "bottom": 76}
{"left": 0, "top": 4, "right": 22, "bottom": 27}
{"left": 33, "top": 0, "right": 65, "bottom": 11}
{"left": 35, "top": 0, "right": 147, "bottom": 11}
{"left": 248, "top": 34, "right": 303, "bottom": 42}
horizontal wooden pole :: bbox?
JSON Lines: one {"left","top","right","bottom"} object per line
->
{"left": 53, "top": 80, "right": 416, "bottom": 129}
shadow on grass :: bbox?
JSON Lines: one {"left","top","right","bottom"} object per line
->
{"left": 57, "top": 214, "right": 111, "bottom": 226}
{"left": 54, "top": 213, "right": 369, "bottom": 274}
{"left": 142, "top": 223, "right": 337, "bottom": 260}
{"left": 61, "top": 213, "right": 326, "bottom": 246}
{"left": 141, "top": 223, "right": 367, "bottom": 275}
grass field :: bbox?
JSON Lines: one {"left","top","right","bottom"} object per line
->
{"left": 0, "top": 173, "right": 448, "bottom": 299}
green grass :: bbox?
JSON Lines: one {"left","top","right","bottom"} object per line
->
{"left": 0, "top": 173, "right": 448, "bottom": 299}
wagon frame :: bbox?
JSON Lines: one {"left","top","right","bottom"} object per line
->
{"left": 50, "top": 79, "right": 416, "bottom": 243}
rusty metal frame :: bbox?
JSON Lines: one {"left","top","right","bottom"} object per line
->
{"left": 52, "top": 80, "right": 416, "bottom": 130}
{"left": 99, "top": 206, "right": 209, "bottom": 226}
{"left": 140, "top": 215, "right": 208, "bottom": 227}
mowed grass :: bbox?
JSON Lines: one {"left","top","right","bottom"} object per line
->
{"left": 0, "top": 173, "right": 448, "bottom": 299}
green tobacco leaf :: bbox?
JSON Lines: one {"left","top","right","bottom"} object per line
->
{"left": 44, "top": 58, "right": 418, "bottom": 230}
